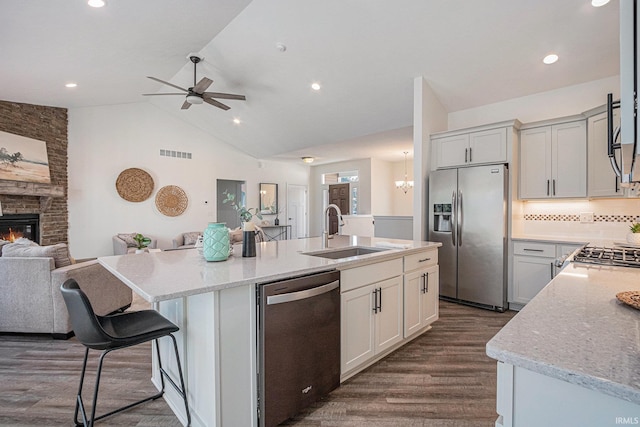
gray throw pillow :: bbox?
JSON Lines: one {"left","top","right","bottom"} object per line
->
{"left": 2, "top": 242, "right": 72, "bottom": 268}
{"left": 183, "top": 232, "right": 201, "bottom": 246}
{"left": 117, "top": 233, "right": 138, "bottom": 247}
{"left": 0, "top": 240, "right": 10, "bottom": 256}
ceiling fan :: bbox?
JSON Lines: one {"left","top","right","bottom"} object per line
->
{"left": 143, "top": 55, "right": 246, "bottom": 111}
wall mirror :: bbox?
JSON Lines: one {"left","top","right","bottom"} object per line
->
{"left": 259, "top": 183, "right": 278, "bottom": 214}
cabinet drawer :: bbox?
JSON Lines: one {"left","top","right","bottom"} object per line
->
{"left": 513, "top": 242, "right": 555, "bottom": 257}
{"left": 404, "top": 250, "right": 438, "bottom": 272}
{"left": 340, "top": 258, "right": 403, "bottom": 293}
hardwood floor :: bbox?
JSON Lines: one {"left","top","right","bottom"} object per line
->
{"left": 0, "top": 300, "right": 514, "bottom": 426}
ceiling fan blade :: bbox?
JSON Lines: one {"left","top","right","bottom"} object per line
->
{"left": 203, "top": 92, "right": 246, "bottom": 101}
{"left": 203, "top": 97, "right": 230, "bottom": 110}
{"left": 193, "top": 77, "right": 213, "bottom": 94}
{"left": 142, "top": 93, "right": 186, "bottom": 96}
{"left": 147, "top": 76, "right": 188, "bottom": 93}
{"left": 181, "top": 100, "right": 192, "bottom": 110}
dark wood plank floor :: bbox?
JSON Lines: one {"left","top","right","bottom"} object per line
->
{"left": 0, "top": 300, "right": 515, "bottom": 426}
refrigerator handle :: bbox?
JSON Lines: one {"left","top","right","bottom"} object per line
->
{"left": 457, "top": 190, "right": 463, "bottom": 246}
{"left": 451, "top": 190, "right": 457, "bottom": 246}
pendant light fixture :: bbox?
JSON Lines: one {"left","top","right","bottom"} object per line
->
{"left": 395, "top": 151, "right": 414, "bottom": 193}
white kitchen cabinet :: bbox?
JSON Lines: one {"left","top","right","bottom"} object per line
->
{"left": 340, "top": 275, "right": 403, "bottom": 376}
{"left": 434, "top": 127, "right": 507, "bottom": 169}
{"left": 519, "top": 119, "right": 587, "bottom": 199}
{"left": 403, "top": 249, "right": 439, "bottom": 338}
{"left": 340, "top": 258, "right": 403, "bottom": 378}
{"left": 511, "top": 241, "right": 584, "bottom": 306}
{"left": 587, "top": 109, "right": 622, "bottom": 197}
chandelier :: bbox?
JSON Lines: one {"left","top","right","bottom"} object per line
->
{"left": 395, "top": 151, "right": 414, "bottom": 193}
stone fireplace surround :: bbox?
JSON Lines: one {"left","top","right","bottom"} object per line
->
{"left": 0, "top": 100, "right": 68, "bottom": 246}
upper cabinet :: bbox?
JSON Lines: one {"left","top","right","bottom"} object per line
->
{"left": 432, "top": 121, "right": 518, "bottom": 170}
{"left": 519, "top": 118, "right": 587, "bottom": 199}
{"left": 587, "top": 107, "right": 622, "bottom": 197}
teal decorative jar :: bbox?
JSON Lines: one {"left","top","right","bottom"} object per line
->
{"left": 202, "top": 223, "right": 229, "bottom": 262}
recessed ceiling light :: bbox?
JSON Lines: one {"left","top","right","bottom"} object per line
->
{"left": 311, "top": 83, "right": 321, "bottom": 91}
{"left": 233, "top": 118, "right": 241, "bottom": 125}
{"left": 591, "top": 0, "right": 610, "bottom": 7}
{"left": 65, "top": 83, "right": 77, "bottom": 88}
{"left": 87, "top": 0, "right": 106, "bottom": 7}
{"left": 543, "top": 54, "right": 559, "bottom": 65}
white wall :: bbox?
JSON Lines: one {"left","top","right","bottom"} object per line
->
{"left": 448, "top": 76, "right": 620, "bottom": 130}
{"left": 68, "top": 102, "right": 309, "bottom": 259}
{"left": 370, "top": 158, "right": 394, "bottom": 216}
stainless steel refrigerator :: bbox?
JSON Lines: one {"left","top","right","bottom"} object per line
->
{"left": 428, "top": 164, "right": 507, "bottom": 311}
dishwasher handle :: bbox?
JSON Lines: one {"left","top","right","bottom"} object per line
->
{"left": 266, "top": 280, "right": 339, "bottom": 305}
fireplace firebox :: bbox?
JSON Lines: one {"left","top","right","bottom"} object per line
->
{"left": 0, "top": 214, "right": 40, "bottom": 243}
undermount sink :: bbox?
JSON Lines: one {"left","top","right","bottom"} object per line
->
{"left": 303, "top": 246, "right": 389, "bottom": 260}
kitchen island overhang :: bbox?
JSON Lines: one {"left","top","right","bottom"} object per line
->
{"left": 97, "top": 235, "right": 441, "bottom": 427}
{"left": 486, "top": 261, "right": 640, "bottom": 426}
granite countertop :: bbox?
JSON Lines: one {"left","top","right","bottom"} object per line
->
{"left": 98, "top": 235, "right": 440, "bottom": 303}
{"left": 487, "top": 261, "right": 640, "bottom": 404}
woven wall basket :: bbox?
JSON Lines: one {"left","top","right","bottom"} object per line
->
{"left": 155, "top": 185, "right": 188, "bottom": 217}
{"left": 115, "top": 168, "right": 154, "bottom": 202}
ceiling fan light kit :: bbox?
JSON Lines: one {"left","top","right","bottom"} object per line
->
{"left": 143, "top": 54, "right": 246, "bottom": 111}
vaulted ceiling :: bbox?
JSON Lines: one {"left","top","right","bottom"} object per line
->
{"left": 0, "top": 0, "right": 619, "bottom": 163}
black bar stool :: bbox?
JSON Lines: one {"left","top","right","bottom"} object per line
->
{"left": 60, "top": 279, "right": 191, "bottom": 426}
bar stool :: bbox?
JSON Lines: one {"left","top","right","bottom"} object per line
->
{"left": 60, "top": 279, "right": 191, "bottom": 426}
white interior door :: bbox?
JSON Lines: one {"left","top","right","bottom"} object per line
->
{"left": 287, "top": 184, "right": 307, "bottom": 239}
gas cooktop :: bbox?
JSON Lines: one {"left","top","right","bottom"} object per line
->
{"left": 572, "top": 245, "right": 640, "bottom": 268}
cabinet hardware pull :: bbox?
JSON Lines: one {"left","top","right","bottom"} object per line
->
{"left": 469, "top": 147, "right": 472, "bottom": 162}
{"left": 378, "top": 287, "right": 382, "bottom": 312}
{"left": 372, "top": 289, "right": 378, "bottom": 314}
{"left": 418, "top": 258, "right": 431, "bottom": 263}
{"left": 465, "top": 148, "right": 468, "bottom": 163}
{"left": 550, "top": 262, "right": 554, "bottom": 278}
{"left": 553, "top": 179, "right": 556, "bottom": 196}
{"left": 425, "top": 273, "right": 429, "bottom": 293}
{"left": 421, "top": 274, "right": 426, "bottom": 293}
{"left": 523, "top": 248, "right": 544, "bottom": 252}
{"left": 547, "top": 179, "right": 550, "bottom": 196}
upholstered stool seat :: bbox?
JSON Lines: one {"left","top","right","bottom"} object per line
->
{"left": 60, "top": 279, "right": 190, "bottom": 426}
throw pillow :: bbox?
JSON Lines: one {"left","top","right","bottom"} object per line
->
{"left": 2, "top": 242, "right": 72, "bottom": 268}
{"left": 0, "top": 240, "right": 10, "bottom": 256}
{"left": 183, "top": 232, "right": 201, "bottom": 246}
{"left": 13, "top": 237, "right": 39, "bottom": 246}
{"left": 117, "top": 233, "right": 138, "bottom": 247}
{"left": 229, "top": 227, "right": 243, "bottom": 244}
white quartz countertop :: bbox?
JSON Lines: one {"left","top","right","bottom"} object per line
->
{"left": 98, "top": 235, "right": 440, "bottom": 303}
{"left": 487, "top": 262, "right": 640, "bottom": 404}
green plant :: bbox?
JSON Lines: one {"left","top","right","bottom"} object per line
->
{"left": 222, "top": 190, "right": 263, "bottom": 223}
{"left": 630, "top": 223, "right": 640, "bottom": 233}
{"left": 133, "top": 233, "right": 152, "bottom": 249}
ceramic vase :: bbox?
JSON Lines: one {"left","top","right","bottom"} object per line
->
{"left": 626, "top": 232, "right": 640, "bottom": 245}
{"left": 203, "top": 223, "right": 230, "bottom": 262}
{"left": 242, "top": 222, "right": 256, "bottom": 257}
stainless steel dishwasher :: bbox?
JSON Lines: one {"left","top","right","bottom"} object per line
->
{"left": 258, "top": 270, "right": 340, "bottom": 427}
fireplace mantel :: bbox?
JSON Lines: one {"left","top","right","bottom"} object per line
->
{"left": 0, "top": 180, "right": 65, "bottom": 212}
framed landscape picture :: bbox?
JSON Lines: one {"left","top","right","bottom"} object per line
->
{"left": 0, "top": 130, "right": 51, "bottom": 184}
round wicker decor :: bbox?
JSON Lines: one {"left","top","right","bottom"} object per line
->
{"left": 616, "top": 291, "right": 640, "bottom": 310}
{"left": 155, "top": 185, "right": 188, "bottom": 217}
{"left": 115, "top": 168, "right": 154, "bottom": 202}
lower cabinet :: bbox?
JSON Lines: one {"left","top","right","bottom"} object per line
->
{"left": 404, "top": 265, "right": 439, "bottom": 338}
{"left": 511, "top": 241, "right": 583, "bottom": 306}
{"left": 340, "top": 275, "right": 403, "bottom": 376}
{"left": 340, "top": 249, "right": 440, "bottom": 380}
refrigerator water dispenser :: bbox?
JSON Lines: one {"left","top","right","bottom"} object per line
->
{"left": 433, "top": 204, "right": 452, "bottom": 232}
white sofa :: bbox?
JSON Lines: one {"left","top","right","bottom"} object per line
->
{"left": 0, "top": 257, "right": 133, "bottom": 338}
{"left": 112, "top": 234, "right": 158, "bottom": 255}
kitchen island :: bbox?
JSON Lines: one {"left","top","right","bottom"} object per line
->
{"left": 98, "top": 235, "right": 440, "bottom": 427}
{"left": 487, "top": 261, "right": 640, "bottom": 426}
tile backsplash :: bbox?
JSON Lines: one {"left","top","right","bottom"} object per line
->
{"left": 512, "top": 199, "right": 640, "bottom": 240}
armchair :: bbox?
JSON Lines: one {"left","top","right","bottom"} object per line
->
{"left": 172, "top": 231, "right": 202, "bottom": 249}
{"left": 112, "top": 233, "right": 158, "bottom": 255}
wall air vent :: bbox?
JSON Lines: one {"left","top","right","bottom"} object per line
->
{"left": 160, "top": 149, "right": 192, "bottom": 159}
